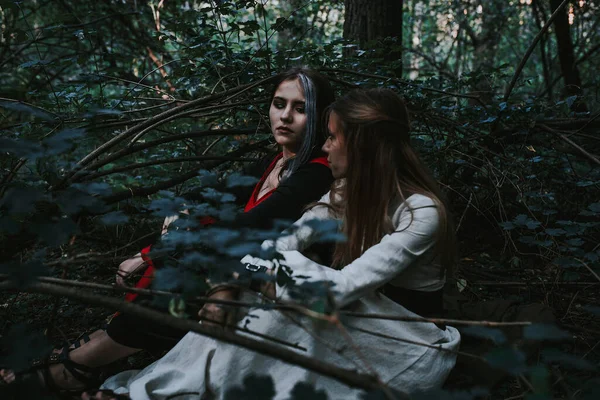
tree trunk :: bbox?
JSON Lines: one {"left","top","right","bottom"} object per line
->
{"left": 550, "top": 0, "right": 587, "bottom": 111}
{"left": 343, "top": 0, "right": 403, "bottom": 74}
{"left": 532, "top": 0, "right": 554, "bottom": 103}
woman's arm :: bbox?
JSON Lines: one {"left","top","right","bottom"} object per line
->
{"left": 275, "top": 200, "right": 440, "bottom": 308}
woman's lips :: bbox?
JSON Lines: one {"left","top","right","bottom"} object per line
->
{"left": 276, "top": 126, "right": 293, "bottom": 134}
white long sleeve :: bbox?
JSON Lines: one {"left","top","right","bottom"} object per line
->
{"left": 275, "top": 194, "right": 442, "bottom": 308}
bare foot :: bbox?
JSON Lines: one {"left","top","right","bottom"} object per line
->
{"left": 0, "top": 360, "right": 88, "bottom": 390}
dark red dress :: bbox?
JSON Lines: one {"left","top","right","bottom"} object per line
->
{"left": 107, "top": 153, "right": 332, "bottom": 351}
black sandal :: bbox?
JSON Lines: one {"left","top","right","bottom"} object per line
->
{"left": 82, "top": 389, "right": 130, "bottom": 400}
{"left": 1, "top": 345, "right": 103, "bottom": 399}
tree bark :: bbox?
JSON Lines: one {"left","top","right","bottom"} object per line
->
{"left": 343, "top": 0, "right": 404, "bottom": 74}
{"left": 550, "top": 0, "right": 587, "bottom": 111}
{"left": 532, "top": 0, "right": 554, "bottom": 103}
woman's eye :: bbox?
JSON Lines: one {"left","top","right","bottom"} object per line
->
{"left": 273, "top": 102, "right": 284, "bottom": 109}
{"left": 295, "top": 107, "right": 305, "bottom": 113}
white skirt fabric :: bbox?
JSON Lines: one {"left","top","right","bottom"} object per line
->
{"left": 102, "top": 293, "right": 460, "bottom": 400}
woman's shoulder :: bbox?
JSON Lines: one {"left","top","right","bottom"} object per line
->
{"left": 392, "top": 194, "right": 440, "bottom": 227}
{"left": 293, "top": 156, "right": 331, "bottom": 172}
{"left": 284, "top": 156, "right": 333, "bottom": 184}
{"left": 405, "top": 193, "right": 437, "bottom": 209}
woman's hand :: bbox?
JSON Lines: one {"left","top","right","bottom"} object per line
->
{"left": 198, "top": 288, "right": 238, "bottom": 327}
{"left": 116, "top": 253, "right": 146, "bottom": 287}
{"left": 161, "top": 209, "right": 190, "bottom": 235}
{"left": 260, "top": 282, "right": 276, "bottom": 299}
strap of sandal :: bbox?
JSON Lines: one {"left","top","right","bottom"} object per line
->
{"left": 70, "top": 332, "right": 91, "bottom": 349}
{"left": 84, "top": 389, "right": 130, "bottom": 400}
{"left": 56, "top": 350, "right": 101, "bottom": 387}
{"left": 33, "top": 350, "right": 101, "bottom": 389}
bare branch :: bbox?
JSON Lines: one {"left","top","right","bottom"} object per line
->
{"left": 0, "top": 280, "right": 384, "bottom": 392}
{"left": 503, "top": 0, "right": 570, "bottom": 102}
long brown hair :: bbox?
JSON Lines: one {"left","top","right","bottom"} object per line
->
{"left": 325, "top": 89, "right": 456, "bottom": 275}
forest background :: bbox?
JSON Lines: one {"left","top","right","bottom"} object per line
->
{"left": 0, "top": 0, "right": 599, "bottom": 399}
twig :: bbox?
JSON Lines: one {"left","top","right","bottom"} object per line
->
{"left": 575, "top": 259, "right": 600, "bottom": 283}
{"left": 339, "top": 312, "right": 531, "bottom": 327}
{"left": 100, "top": 139, "right": 270, "bottom": 204}
{"left": 79, "top": 156, "right": 256, "bottom": 181}
{"left": 346, "top": 324, "right": 485, "bottom": 361}
{"left": 563, "top": 324, "right": 600, "bottom": 337}
{"left": 503, "top": 0, "right": 570, "bottom": 101}
{"left": 540, "top": 124, "right": 600, "bottom": 166}
{"left": 455, "top": 192, "right": 473, "bottom": 232}
{"left": 320, "top": 68, "right": 483, "bottom": 102}
{"left": 44, "top": 231, "right": 160, "bottom": 266}
{"left": 0, "top": 97, "right": 59, "bottom": 120}
{"left": 0, "top": 158, "right": 27, "bottom": 197}
{"left": 66, "top": 75, "right": 277, "bottom": 177}
{"left": 126, "top": 99, "right": 268, "bottom": 146}
{"left": 113, "top": 59, "right": 182, "bottom": 109}
{"left": 0, "top": 274, "right": 537, "bottom": 330}
{"left": 0, "top": 280, "right": 383, "bottom": 392}
{"left": 197, "top": 315, "right": 307, "bottom": 352}
{"left": 88, "top": 73, "right": 179, "bottom": 101}
{"left": 77, "top": 128, "right": 260, "bottom": 176}
{"left": 571, "top": 110, "right": 600, "bottom": 135}
{"left": 472, "top": 280, "right": 599, "bottom": 287}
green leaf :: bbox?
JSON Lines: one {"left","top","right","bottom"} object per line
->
{"left": 480, "top": 116, "right": 497, "bottom": 124}
{"left": 100, "top": 211, "right": 129, "bottom": 226}
{"left": 514, "top": 214, "right": 528, "bottom": 225}
{"left": 0, "top": 137, "right": 43, "bottom": 159}
{"left": 0, "top": 101, "right": 54, "bottom": 120}
{"left": 226, "top": 172, "right": 259, "bottom": 188}
{"left": 584, "top": 252, "right": 598, "bottom": 262}
{"left": 42, "top": 128, "right": 86, "bottom": 155}
{"left": 523, "top": 324, "right": 571, "bottom": 342}
{"left": 19, "top": 59, "right": 51, "bottom": 68}
{"left": 566, "top": 238, "right": 584, "bottom": 247}
{"left": 461, "top": 326, "right": 507, "bottom": 344}
{"left": 526, "top": 220, "right": 541, "bottom": 229}
{"left": 545, "top": 228, "right": 566, "bottom": 236}
{"left": 290, "top": 382, "right": 328, "bottom": 400}
{"left": 552, "top": 257, "right": 579, "bottom": 268}
{"left": 0, "top": 186, "right": 46, "bottom": 214}
{"left": 0, "top": 260, "right": 46, "bottom": 287}
{"left": 168, "top": 297, "right": 187, "bottom": 318}
{"left": 224, "top": 374, "right": 276, "bottom": 400}
{"left": 0, "top": 324, "right": 52, "bottom": 372}
{"left": 583, "top": 306, "right": 600, "bottom": 316}
{"left": 32, "top": 217, "right": 80, "bottom": 246}
{"left": 588, "top": 203, "right": 600, "bottom": 213}
{"left": 485, "top": 347, "right": 527, "bottom": 374}
{"left": 499, "top": 221, "right": 515, "bottom": 230}
{"left": 541, "top": 349, "right": 596, "bottom": 371}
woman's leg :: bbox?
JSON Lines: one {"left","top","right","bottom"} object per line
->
{"left": 0, "top": 330, "right": 140, "bottom": 390}
{"left": 82, "top": 389, "right": 130, "bottom": 400}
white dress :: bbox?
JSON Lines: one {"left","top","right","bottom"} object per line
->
{"left": 102, "top": 193, "right": 461, "bottom": 399}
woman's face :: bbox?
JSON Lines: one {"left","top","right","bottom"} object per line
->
{"left": 322, "top": 111, "right": 348, "bottom": 179}
{"left": 269, "top": 78, "right": 307, "bottom": 154}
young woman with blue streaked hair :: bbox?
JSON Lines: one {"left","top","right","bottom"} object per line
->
{"left": 0, "top": 67, "right": 336, "bottom": 397}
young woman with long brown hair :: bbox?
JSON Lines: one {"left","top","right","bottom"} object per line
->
{"left": 92, "top": 88, "right": 460, "bottom": 399}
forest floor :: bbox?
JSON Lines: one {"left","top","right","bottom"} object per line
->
{"left": 1, "top": 235, "right": 599, "bottom": 400}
